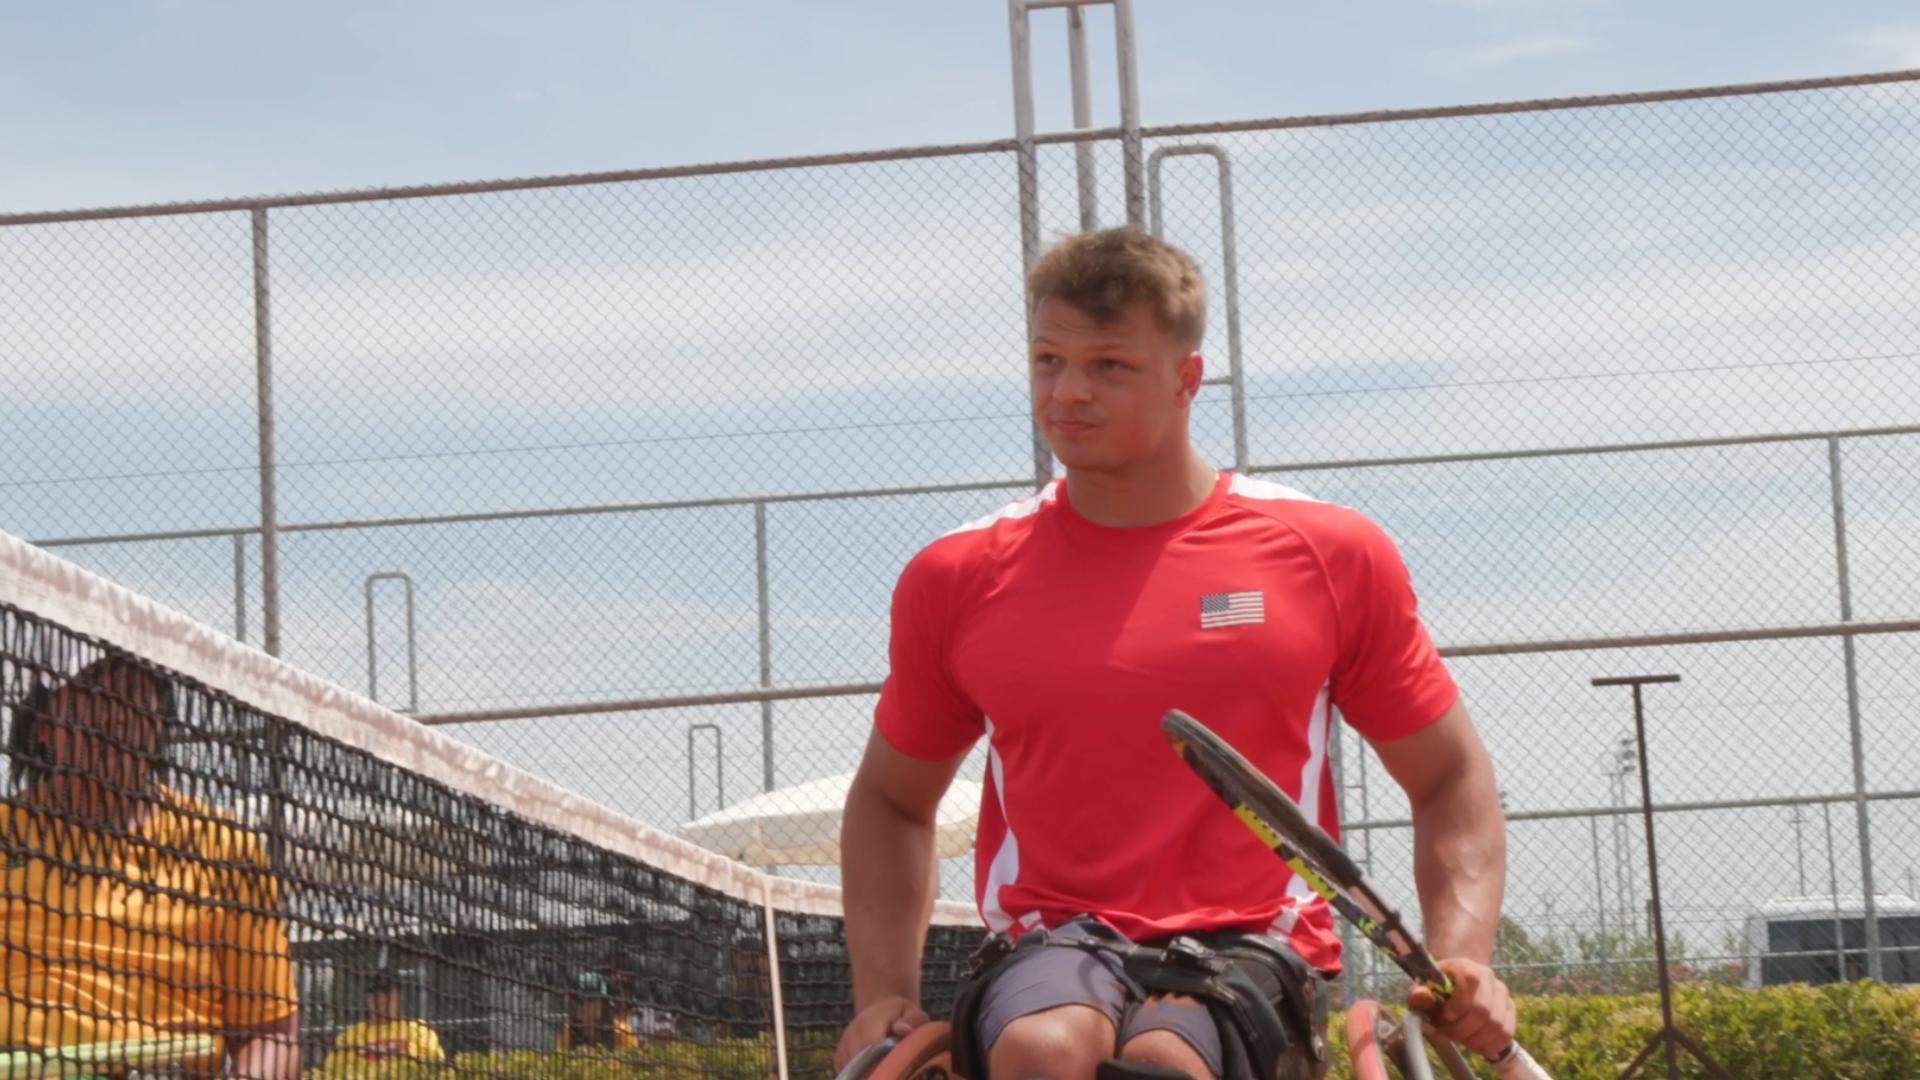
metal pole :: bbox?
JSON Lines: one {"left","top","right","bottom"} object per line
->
{"left": 364, "top": 573, "right": 420, "bottom": 713}
{"left": 762, "top": 881, "right": 791, "bottom": 1080}
{"left": 1828, "top": 436, "right": 1882, "bottom": 979}
{"left": 755, "top": 502, "right": 776, "bottom": 792}
{"left": 1629, "top": 683, "right": 1678, "bottom": 1080}
{"left": 1147, "top": 145, "right": 1247, "bottom": 471}
{"left": 1590, "top": 813, "right": 1613, "bottom": 993}
{"left": 688, "top": 723, "right": 725, "bottom": 819}
{"left": 1329, "top": 720, "right": 1356, "bottom": 1005}
{"left": 251, "top": 208, "right": 281, "bottom": 656}
{"left": 1824, "top": 802, "right": 1847, "bottom": 978}
{"left": 231, "top": 532, "right": 247, "bottom": 642}
{"left": 1112, "top": 0, "right": 1145, "bottom": 226}
{"left": 1007, "top": 0, "right": 1051, "bottom": 491}
{"left": 1067, "top": 6, "right": 1099, "bottom": 232}
{"left": 1787, "top": 806, "right": 1808, "bottom": 895}
{"left": 1613, "top": 738, "right": 1637, "bottom": 934}
{"left": 1591, "top": 675, "right": 1683, "bottom": 1079}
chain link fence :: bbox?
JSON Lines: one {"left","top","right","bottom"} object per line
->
{"left": 6, "top": 70, "right": 1920, "bottom": 1000}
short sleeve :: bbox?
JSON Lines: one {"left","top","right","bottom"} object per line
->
{"left": 413, "top": 1022, "right": 447, "bottom": 1063}
{"left": 215, "top": 830, "right": 298, "bottom": 1030}
{"left": 873, "top": 545, "right": 985, "bottom": 760}
{"left": 1326, "top": 514, "right": 1458, "bottom": 742}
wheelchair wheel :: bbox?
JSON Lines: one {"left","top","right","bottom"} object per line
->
{"left": 846, "top": 1021, "right": 957, "bottom": 1080}
{"left": 1345, "top": 999, "right": 1396, "bottom": 1080}
{"left": 1351, "top": 991, "right": 1428, "bottom": 1076}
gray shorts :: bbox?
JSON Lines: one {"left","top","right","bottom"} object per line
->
{"left": 974, "top": 919, "right": 1225, "bottom": 1077}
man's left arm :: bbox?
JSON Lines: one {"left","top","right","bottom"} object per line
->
{"left": 228, "top": 1014, "right": 301, "bottom": 1080}
{"left": 1369, "top": 696, "right": 1516, "bottom": 1058}
{"left": 216, "top": 834, "right": 302, "bottom": 1080}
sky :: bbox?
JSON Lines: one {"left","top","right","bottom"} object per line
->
{"left": 5, "top": 1, "right": 1920, "bottom": 973}
{"left": 3, "top": 0, "right": 1920, "bottom": 213}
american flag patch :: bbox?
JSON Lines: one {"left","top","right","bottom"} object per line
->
{"left": 1199, "top": 590, "right": 1265, "bottom": 629}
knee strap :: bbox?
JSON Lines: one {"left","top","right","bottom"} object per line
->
{"left": 1097, "top": 1061, "right": 1198, "bottom": 1080}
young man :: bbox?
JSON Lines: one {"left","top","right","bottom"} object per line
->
{"left": 836, "top": 230, "right": 1515, "bottom": 1080}
{"left": 321, "top": 975, "right": 446, "bottom": 1077}
{"left": 553, "top": 972, "right": 640, "bottom": 1052}
{"left": 1, "top": 656, "right": 301, "bottom": 1079}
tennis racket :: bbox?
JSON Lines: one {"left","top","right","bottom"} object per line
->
{"left": 0, "top": 1035, "right": 217, "bottom": 1080}
{"left": 1161, "top": 709, "right": 1550, "bottom": 1080}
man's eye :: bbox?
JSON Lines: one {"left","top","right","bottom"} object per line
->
{"left": 1097, "top": 358, "right": 1127, "bottom": 371}
{"left": 1033, "top": 354, "right": 1062, "bottom": 367}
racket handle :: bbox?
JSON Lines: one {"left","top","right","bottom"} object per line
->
{"left": 1490, "top": 1040, "right": 1552, "bottom": 1080}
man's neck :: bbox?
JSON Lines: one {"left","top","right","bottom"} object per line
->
{"left": 1063, "top": 452, "right": 1218, "bottom": 528}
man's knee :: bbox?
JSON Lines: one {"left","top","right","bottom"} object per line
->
{"left": 1116, "top": 994, "right": 1216, "bottom": 1080}
{"left": 989, "top": 1003, "right": 1115, "bottom": 1078}
{"left": 1117, "top": 1024, "right": 1214, "bottom": 1079}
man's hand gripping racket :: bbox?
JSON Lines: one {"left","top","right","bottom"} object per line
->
{"left": 1161, "top": 709, "right": 1551, "bottom": 1080}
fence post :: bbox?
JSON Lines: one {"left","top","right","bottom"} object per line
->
{"left": 756, "top": 502, "right": 776, "bottom": 792}
{"left": 251, "top": 208, "right": 282, "bottom": 657}
{"left": 1827, "top": 436, "right": 1881, "bottom": 979}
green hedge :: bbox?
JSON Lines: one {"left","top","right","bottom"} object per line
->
{"left": 306, "top": 983, "right": 1919, "bottom": 1078}
{"left": 1326, "top": 982, "right": 1920, "bottom": 1080}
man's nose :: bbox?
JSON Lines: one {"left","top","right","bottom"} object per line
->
{"left": 1050, "top": 363, "right": 1093, "bottom": 403}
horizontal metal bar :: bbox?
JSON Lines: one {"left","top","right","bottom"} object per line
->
{"left": 412, "top": 617, "right": 1920, "bottom": 726}
{"left": 1252, "top": 422, "right": 1920, "bottom": 475}
{"left": 413, "top": 681, "right": 883, "bottom": 726}
{"left": 0, "top": 140, "right": 1024, "bottom": 226}
{"left": 7, "top": 69, "right": 1913, "bottom": 227}
{"left": 29, "top": 477, "right": 1032, "bottom": 548}
{"left": 1025, "top": 0, "right": 1112, "bottom": 8}
{"left": 1344, "top": 788, "right": 1920, "bottom": 832}
{"left": 1441, "top": 618, "right": 1920, "bottom": 659}
{"left": 1137, "top": 67, "right": 1920, "bottom": 141}
{"left": 33, "top": 421, "right": 1920, "bottom": 550}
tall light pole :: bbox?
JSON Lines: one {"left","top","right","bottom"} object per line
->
{"left": 1608, "top": 735, "right": 1639, "bottom": 934}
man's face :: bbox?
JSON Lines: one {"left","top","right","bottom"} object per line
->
{"left": 367, "top": 990, "right": 400, "bottom": 1021}
{"left": 36, "top": 673, "right": 164, "bottom": 813}
{"left": 1029, "top": 297, "right": 1201, "bottom": 474}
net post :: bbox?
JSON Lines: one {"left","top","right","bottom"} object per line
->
{"left": 762, "top": 878, "right": 791, "bottom": 1080}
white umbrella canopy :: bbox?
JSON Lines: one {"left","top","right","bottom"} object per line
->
{"left": 678, "top": 771, "right": 983, "bottom": 867}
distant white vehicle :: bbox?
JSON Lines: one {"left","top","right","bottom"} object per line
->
{"left": 1743, "top": 894, "right": 1920, "bottom": 987}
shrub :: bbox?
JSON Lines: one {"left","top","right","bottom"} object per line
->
{"left": 1326, "top": 982, "right": 1920, "bottom": 1080}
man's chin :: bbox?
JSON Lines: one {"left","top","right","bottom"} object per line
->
{"left": 1048, "top": 448, "right": 1117, "bottom": 473}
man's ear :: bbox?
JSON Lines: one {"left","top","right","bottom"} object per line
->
{"left": 1179, "top": 351, "right": 1205, "bottom": 401}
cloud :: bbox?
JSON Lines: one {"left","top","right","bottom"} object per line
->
{"left": 1842, "top": 23, "right": 1920, "bottom": 69}
{"left": 1437, "top": 0, "right": 1606, "bottom": 11}
{"left": 1438, "top": 32, "right": 1586, "bottom": 71}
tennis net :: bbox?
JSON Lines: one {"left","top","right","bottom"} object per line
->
{"left": 0, "top": 529, "right": 979, "bottom": 1077}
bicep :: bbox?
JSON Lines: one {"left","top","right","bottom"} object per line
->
{"left": 849, "top": 727, "right": 972, "bottom": 825}
{"left": 1365, "top": 697, "right": 1491, "bottom": 809}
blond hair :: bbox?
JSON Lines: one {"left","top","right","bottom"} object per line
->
{"left": 1026, "top": 228, "right": 1206, "bottom": 349}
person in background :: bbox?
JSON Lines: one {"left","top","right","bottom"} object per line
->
{"left": 0, "top": 655, "right": 300, "bottom": 1079}
{"left": 554, "top": 972, "right": 638, "bottom": 1052}
{"left": 321, "top": 975, "right": 445, "bottom": 1076}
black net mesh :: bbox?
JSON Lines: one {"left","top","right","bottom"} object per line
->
{"left": 0, "top": 586, "right": 977, "bottom": 1078}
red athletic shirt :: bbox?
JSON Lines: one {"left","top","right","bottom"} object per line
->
{"left": 874, "top": 472, "right": 1458, "bottom": 971}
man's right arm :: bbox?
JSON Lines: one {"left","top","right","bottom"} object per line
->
{"left": 836, "top": 729, "right": 972, "bottom": 1067}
